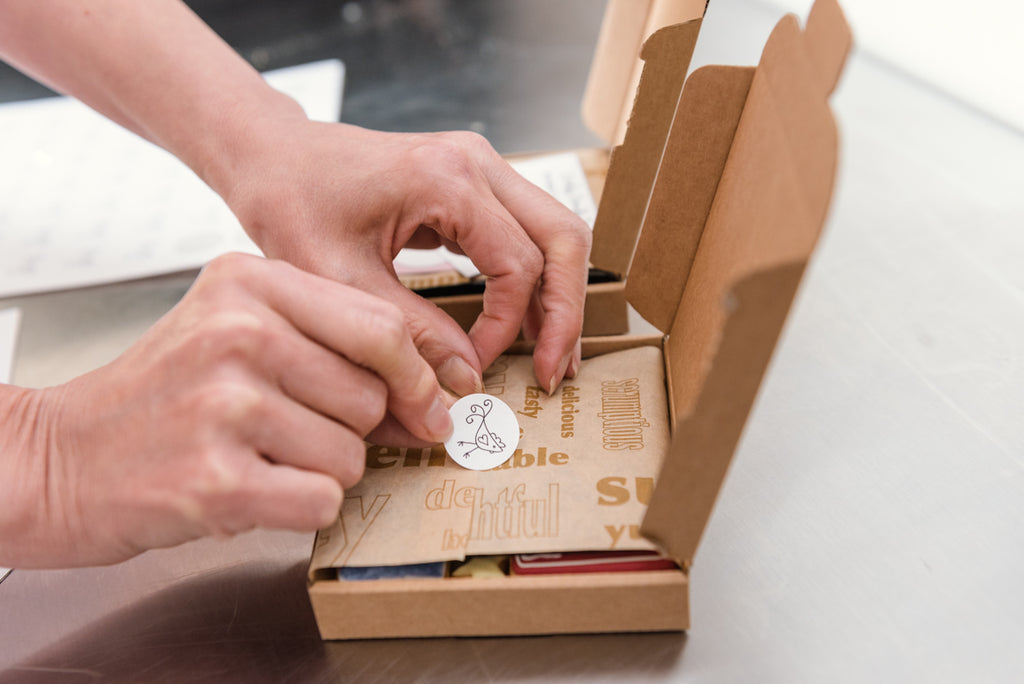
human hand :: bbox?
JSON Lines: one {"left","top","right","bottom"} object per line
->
{"left": 214, "top": 120, "right": 592, "bottom": 396}
{"left": 0, "top": 1, "right": 589, "bottom": 393}
{"left": 0, "top": 254, "right": 452, "bottom": 568}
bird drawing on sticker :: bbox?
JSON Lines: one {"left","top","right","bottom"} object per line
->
{"left": 457, "top": 398, "right": 505, "bottom": 460}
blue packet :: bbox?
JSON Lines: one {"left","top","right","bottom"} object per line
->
{"left": 338, "top": 562, "right": 446, "bottom": 581}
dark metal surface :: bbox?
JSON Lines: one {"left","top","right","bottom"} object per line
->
{"left": 0, "top": 529, "right": 684, "bottom": 682}
{"left": 0, "top": 0, "right": 605, "bottom": 154}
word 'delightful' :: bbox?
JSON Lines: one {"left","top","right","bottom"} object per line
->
{"left": 426, "top": 479, "right": 559, "bottom": 546}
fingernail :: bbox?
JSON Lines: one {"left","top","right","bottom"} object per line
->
{"left": 547, "top": 350, "right": 573, "bottom": 395}
{"left": 437, "top": 356, "right": 483, "bottom": 397}
{"left": 425, "top": 394, "right": 454, "bottom": 442}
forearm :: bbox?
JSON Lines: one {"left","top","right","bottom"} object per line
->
{"left": 0, "top": 0, "right": 306, "bottom": 193}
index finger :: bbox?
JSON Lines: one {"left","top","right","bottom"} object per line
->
{"left": 237, "top": 256, "right": 454, "bottom": 444}
{"left": 480, "top": 157, "right": 593, "bottom": 392}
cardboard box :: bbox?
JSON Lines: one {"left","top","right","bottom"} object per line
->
{"left": 416, "top": 0, "right": 710, "bottom": 337}
{"left": 308, "top": 0, "right": 852, "bottom": 639}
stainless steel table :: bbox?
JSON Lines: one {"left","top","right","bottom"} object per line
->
{"left": 2, "top": 1, "right": 1022, "bottom": 681}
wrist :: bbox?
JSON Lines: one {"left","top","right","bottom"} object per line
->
{"left": 0, "top": 385, "right": 68, "bottom": 567}
{"left": 188, "top": 85, "right": 309, "bottom": 205}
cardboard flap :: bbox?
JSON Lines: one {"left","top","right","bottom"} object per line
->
{"left": 624, "top": 64, "right": 754, "bottom": 333}
{"left": 641, "top": 263, "right": 806, "bottom": 566}
{"left": 639, "top": 0, "right": 851, "bottom": 565}
{"left": 581, "top": 0, "right": 654, "bottom": 147}
{"left": 590, "top": 20, "right": 702, "bottom": 278}
{"left": 805, "top": 0, "right": 853, "bottom": 95}
{"left": 582, "top": 0, "right": 709, "bottom": 147}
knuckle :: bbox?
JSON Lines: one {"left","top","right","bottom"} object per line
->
{"left": 363, "top": 302, "right": 409, "bottom": 357}
{"left": 421, "top": 131, "right": 483, "bottom": 177}
{"left": 565, "top": 224, "right": 594, "bottom": 258}
{"left": 194, "top": 377, "right": 264, "bottom": 430}
{"left": 196, "top": 253, "right": 294, "bottom": 300}
{"left": 185, "top": 445, "right": 244, "bottom": 511}
{"left": 335, "top": 367, "right": 388, "bottom": 437}
{"left": 563, "top": 219, "right": 594, "bottom": 252}
{"left": 187, "top": 309, "right": 272, "bottom": 368}
{"left": 520, "top": 242, "right": 545, "bottom": 281}
{"left": 447, "top": 129, "right": 492, "bottom": 155}
{"left": 200, "top": 252, "right": 259, "bottom": 285}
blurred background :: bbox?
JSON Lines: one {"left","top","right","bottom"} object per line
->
{"left": 0, "top": 0, "right": 608, "bottom": 152}
{"left": 2, "top": 0, "right": 1018, "bottom": 133}
{"left": 764, "top": 0, "right": 1023, "bottom": 132}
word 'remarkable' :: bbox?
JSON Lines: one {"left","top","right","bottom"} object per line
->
{"left": 366, "top": 445, "right": 570, "bottom": 470}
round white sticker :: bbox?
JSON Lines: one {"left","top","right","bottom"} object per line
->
{"left": 443, "top": 394, "right": 520, "bottom": 470}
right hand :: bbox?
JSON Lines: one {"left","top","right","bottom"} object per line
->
{"left": 217, "top": 122, "right": 592, "bottom": 396}
{"left": 0, "top": 253, "right": 452, "bottom": 568}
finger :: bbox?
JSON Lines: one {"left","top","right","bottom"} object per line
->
{"left": 421, "top": 181, "right": 544, "bottom": 369}
{"left": 366, "top": 414, "right": 432, "bottom": 448}
{"left": 230, "top": 459, "right": 344, "bottom": 532}
{"left": 367, "top": 390, "right": 457, "bottom": 447}
{"left": 224, "top": 255, "right": 454, "bottom": 444}
{"left": 242, "top": 385, "right": 369, "bottom": 489}
{"left": 266, "top": 318, "right": 389, "bottom": 437}
{"left": 481, "top": 159, "right": 592, "bottom": 392}
{"left": 251, "top": 465, "right": 344, "bottom": 531}
{"left": 178, "top": 443, "right": 344, "bottom": 537}
{"left": 349, "top": 265, "right": 485, "bottom": 398}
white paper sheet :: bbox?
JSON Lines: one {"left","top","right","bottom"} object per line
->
{"left": 0, "top": 307, "right": 20, "bottom": 584}
{"left": 0, "top": 60, "right": 344, "bottom": 298}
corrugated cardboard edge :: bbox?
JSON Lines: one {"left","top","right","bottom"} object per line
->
{"left": 641, "top": 0, "right": 852, "bottom": 566}
{"left": 590, "top": 20, "right": 701, "bottom": 278}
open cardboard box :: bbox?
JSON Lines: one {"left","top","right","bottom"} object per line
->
{"left": 421, "top": 0, "right": 710, "bottom": 337}
{"left": 308, "top": 0, "right": 852, "bottom": 639}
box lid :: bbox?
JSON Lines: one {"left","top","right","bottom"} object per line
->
{"left": 632, "top": 0, "right": 852, "bottom": 566}
{"left": 582, "top": 0, "right": 709, "bottom": 148}
{"left": 589, "top": 18, "right": 703, "bottom": 278}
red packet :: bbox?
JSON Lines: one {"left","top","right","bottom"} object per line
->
{"left": 511, "top": 551, "right": 676, "bottom": 575}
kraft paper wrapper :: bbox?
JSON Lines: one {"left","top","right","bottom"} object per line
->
{"left": 311, "top": 347, "right": 668, "bottom": 570}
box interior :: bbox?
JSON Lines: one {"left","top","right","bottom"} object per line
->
{"left": 308, "top": 0, "right": 852, "bottom": 639}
